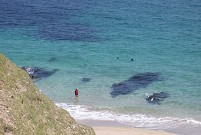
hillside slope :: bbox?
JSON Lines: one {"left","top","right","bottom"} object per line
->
{"left": 0, "top": 53, "right": 95, "bottom": 135}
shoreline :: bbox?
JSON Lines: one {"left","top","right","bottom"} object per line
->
{"left": 57, "top": 102, "right": 201, "bottom": 135}
{"left": 56, "top": 103, "right": 201, "bottom": 135}
{"left": 77, "top": 119, "right": 177, "bottom": 135}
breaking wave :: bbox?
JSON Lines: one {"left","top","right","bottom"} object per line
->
{"left": 56, "top": 103, "right": 201, "bottom": 129}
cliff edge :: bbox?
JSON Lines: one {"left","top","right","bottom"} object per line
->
{"left": 0, "top": 54, "right": 95, "bottom": 135}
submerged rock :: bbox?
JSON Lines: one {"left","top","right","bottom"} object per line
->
{"left": 81, "top": 78, "right": 91, "bottom": 82}
{"left": 146, "top": 92, "right": 169, "bottom": 104}
{"left": 111, "top": 72, "right": 161, "bottom": 98}
{"left": 48, "top": 57, "right": 57, "bottom": 62}
{"left": 22, "top": 66, "right": 59, "bottom": 80}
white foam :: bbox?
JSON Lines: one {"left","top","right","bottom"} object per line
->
{"left": 56, "top": 103, "right": 201, "bottom": 129}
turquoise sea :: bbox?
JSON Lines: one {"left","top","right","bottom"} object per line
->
{"left": 1, "top": 0, "right": 201, "bottom": 134}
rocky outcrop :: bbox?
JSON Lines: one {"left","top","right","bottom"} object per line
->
{"left": 145, "top": 92, "right": 169, "bottom": 104}
{"left": 0, "top": 54, "right": 95, "bottom": 135}
{"left": 21, "top": 66, "right": 58, "bottom": 81}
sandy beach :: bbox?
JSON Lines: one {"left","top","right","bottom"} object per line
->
{"left": 77, "top": 119, "right": 177, "bottom": 135}
{"left": 93, "top": 127, "right": 176, "bottom": 135}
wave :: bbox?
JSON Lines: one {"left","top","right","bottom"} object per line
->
{"left": 55, "top": 103, "right": 201, "bottom": 129}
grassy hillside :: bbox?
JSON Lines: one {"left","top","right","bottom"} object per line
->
{"left": 0, "top": 53, "right": 95, "bottom": 135}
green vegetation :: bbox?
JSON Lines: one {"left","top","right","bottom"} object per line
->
{"left": 0, "top": 53, "right": 95, "bottom": 135}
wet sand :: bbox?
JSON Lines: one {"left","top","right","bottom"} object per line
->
{"left": 77, "top": 119, "right": 177, "bottom": 135}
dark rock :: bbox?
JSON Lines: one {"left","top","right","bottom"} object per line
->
{"left": 22, "top": 66, "right": 59, "bottom": 81}
{"left": 111, "top": 72, "right": 161, "bottom": 98}
{"left": 145, "top": 92, "right": 169, "bottom": 104}
{"left": 82, "top": 78, "right": 91, "bottom": 82}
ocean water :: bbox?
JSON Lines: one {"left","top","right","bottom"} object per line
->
{"left": 1, "top": 0, "right": 201, "bottom": 134}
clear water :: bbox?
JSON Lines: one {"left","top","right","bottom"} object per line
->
{"left": 1, "top": 0, "right": 201, "bottom": 134}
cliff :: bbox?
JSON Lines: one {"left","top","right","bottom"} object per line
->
{"left": 0, "top": 54, "right": 95, "bottom": 135}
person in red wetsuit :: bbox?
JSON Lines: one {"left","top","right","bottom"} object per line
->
{"left": 75, "top": 89, "right": 79, "bottom": 96}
